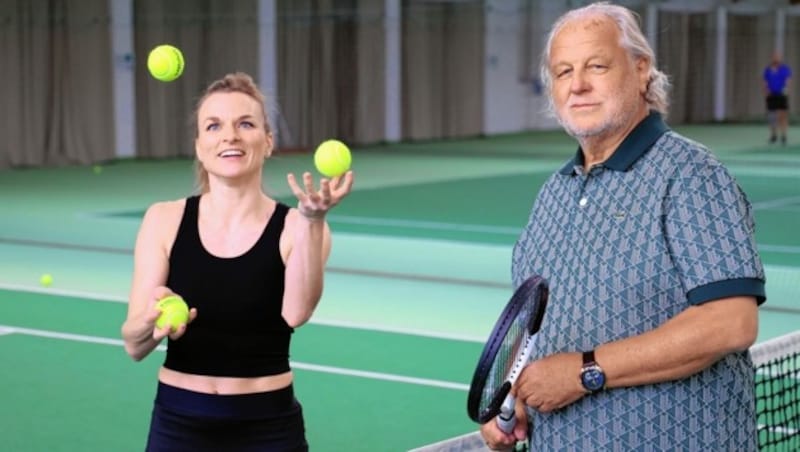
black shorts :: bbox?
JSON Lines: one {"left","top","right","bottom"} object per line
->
{"left": 145, "top": 382, "right": 308, "bottom": 452}
{"left": 766, "top": 94, "right": 788, "bottom": 111}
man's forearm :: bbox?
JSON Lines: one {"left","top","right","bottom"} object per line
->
{"left": 596, "top": 296, "right": 758, "bottom": 389}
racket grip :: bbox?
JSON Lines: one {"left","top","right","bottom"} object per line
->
{"left": 496, "top": 393, "right": 517, "bottom": 433}
{"left": 496, "top": 410, "right": 517, "bottom": 433}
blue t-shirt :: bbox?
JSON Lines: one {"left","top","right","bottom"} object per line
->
{"left": 764, "top": 64, "right": 791, "bottom": 95}
{"left": 512, "top": 112, "right": 766, "bottom": 450}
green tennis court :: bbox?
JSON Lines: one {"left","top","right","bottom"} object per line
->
{"left": 1, "top": 125, "right": 798, "bottom": 451}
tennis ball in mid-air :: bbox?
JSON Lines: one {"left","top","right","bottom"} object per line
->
{"left": 314, "top": 139, "right": 352, "bottom": 178}
{"left": 147, "top": 44, "right": 184, "bottom": 82}
{"left": 39, "top": 274, "right": 53, "bottom": 287}
{"left": 155, "top": 295, "right": 190, "bottom": 333}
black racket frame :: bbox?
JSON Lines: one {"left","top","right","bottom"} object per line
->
{"left": 466, "top": 275, "right": 548, "bottom": 424}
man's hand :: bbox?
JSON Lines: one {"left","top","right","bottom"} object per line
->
{"left": 514, "top": 352, "right": 586, "bottom": 413}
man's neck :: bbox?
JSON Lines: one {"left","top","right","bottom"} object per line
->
{"left": 578, "top": 108, "right": 648, "bottom": 169}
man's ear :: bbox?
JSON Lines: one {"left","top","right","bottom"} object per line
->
{"left": 637, "top": 56, "right": 651, "bottom": 95}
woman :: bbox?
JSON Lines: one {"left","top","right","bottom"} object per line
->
{"left": 121, "top": 72, "right": 354, "bottom": 451}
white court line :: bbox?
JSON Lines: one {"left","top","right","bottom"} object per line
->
{"left": 0, "top": 325, "right": 469, "bottom": 392}
{"left": 752, "top": 196, "right": 800, "bottom": 211}
{"left": 0, "top": 325, "right": 161, "bottom": 350}
{"left": 0, "top": 282, "right": 487, "bottom": 343}
{"left": 310, "top": 318, "right": 485, "bottom": 343}
{"left": 327, "top": 215, "right": 520, "bottom": 235}
{"left": 0, "top": 282, "right": 127, "bottom": 303}
{"left": 758, "top": 244, "right": 800, "bottom": 254}
{"left": 291, "top": 362, "right": 469, "bottom": 391}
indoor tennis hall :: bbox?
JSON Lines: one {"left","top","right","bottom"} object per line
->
{"left": 2, "top": 0, "right": 799, "bottom": 451}
{"left": 1, "top": 124, "right": 798, "bottom": 451}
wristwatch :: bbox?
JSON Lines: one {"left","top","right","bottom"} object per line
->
{"left": 580, "top": 349, "right": 606, "bottom": 393}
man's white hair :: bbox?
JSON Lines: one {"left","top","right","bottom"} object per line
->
{"left": 539, "top": 1, "right": 671, "bottom": 116}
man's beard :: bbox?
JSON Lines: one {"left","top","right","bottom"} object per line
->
{"left": 556, "top": 96, "right": 641, "bottom": 141}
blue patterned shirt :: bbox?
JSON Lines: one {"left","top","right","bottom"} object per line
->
{"left": 511, "top": 112, "right": 766, "bottom": 450}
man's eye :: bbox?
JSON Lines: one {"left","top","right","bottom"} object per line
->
{"left": 205, "top": 123, "right": 219, "bottom": 131}
{"left": 240, "top": 121, "right": 255, "bottom": 129}
{"left": 556, "top": 69, "right": 571, "bottom": 79}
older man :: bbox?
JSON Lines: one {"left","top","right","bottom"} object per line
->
{"left": 481, "top": 2, "right": 766, "bottom": 450}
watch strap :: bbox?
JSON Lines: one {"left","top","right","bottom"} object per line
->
{"left": 580, "top": 349, "right": 605, "bottom": 393}
{"left": 582, "top": 349, "right": 596, "bottom": 366}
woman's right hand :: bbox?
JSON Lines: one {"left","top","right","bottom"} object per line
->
{"left": 150, "top": 286, "right": 197, "bottom": 341}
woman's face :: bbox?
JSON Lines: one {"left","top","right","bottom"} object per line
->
{"left": 195, "top": 91, "right": 272, "bottom": 183}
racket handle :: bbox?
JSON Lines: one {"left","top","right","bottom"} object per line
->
{"left": 496, "top": 394, "right": 517, "bottom": 433}
{"left": 496, "top": 409, "right": 517, "bottom": 433}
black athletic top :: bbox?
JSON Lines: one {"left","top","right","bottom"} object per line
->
{"left": 163, "top": 195, "right": 293, "bottom": 377}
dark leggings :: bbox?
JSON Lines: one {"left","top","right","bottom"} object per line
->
{"left": 145, "top": 382, "right": 308, "bottom": 452}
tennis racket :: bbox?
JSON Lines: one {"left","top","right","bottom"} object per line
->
{"left": 467, "top": 275, "right": 548, "bottom": 440}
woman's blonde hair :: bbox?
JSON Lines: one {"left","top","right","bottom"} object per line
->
{"left": 191, "top": 72, "right": 272, "bottom": 193}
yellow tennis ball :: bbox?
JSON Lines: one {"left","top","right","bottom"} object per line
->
{"left": 155, "top": 295, "right": 190, "bottom": 333}
{"left": 39, "top": 274, "right": 53, "bottom": 287}
{"left": 147, "top": 44, "right": 184, "bottom": 82}
{"left": 314, "top": 139, "right": 352, "bottom": 178}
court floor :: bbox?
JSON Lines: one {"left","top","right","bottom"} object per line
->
{"left": 1, "top": 124, "right": 798, "bottom": 451}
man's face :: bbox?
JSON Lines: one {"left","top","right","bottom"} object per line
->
{"left": 548, "top": 16, "right": 649, "bottom": 140}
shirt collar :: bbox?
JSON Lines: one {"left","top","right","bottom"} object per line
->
{"left": 558, "top": 111, "right": 670, "bottom": 175}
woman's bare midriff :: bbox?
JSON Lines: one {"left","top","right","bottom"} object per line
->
{"left": 159, "top": 367, "right": 293, "bottom": 394}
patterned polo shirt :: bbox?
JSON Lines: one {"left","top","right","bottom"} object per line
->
{"left": 511, "top": 111, "right": 766, "bottom": 450}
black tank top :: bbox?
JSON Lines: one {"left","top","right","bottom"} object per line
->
{"left": 163, "top": 195, "right": 293, "bottom": 377}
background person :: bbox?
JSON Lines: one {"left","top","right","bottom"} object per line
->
{"left": 764, "top": 51, "right": 792, "bottom": 145}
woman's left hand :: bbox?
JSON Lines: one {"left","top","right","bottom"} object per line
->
{"left": 287, "top": 171, "right": 354, "bottom": 221}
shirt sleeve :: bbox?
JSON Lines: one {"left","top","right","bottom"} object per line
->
{"left": 663, "top": 155, "right": 766, "bottom": 305}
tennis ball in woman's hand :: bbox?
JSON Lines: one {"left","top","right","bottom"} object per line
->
{"left": 314, "top": 139, "right": 352, "bottom": 177}
{"left": 147, "top": 44, "right": 184, "bottom": 82}
{"left": 156, "top": 295, "right": 190, "bottom": 333}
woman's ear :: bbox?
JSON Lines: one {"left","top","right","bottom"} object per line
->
{"left": 265, "top": 132, "right": 274, "bottom": 159}
{"left": 195, "top": 138, "right": 203, "bottom": 162}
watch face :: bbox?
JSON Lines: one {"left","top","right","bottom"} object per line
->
{"left": 581, "top": 367, "right": 605, "bottom": 392}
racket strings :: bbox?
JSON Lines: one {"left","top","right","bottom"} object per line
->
{"left": 467, "top": 275, "right": 548, "bottom": 424}
{"left": 480, "top": 303, "right": 535, "bottom": 414}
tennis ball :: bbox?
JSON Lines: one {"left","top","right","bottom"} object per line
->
{"left": 155, "top": 295, "right": 190, "bottom": 333}
{"left": 147, "top": 44, "right": 184, "bottom": 82}
{"left": 39, "top": 274, "right": 53, "bottom": 287}
{"left": 314, "top": 139, "right": 352, "bottom": 178}
{"left": 92, "top": 165, "right": 102, "bottom": 174}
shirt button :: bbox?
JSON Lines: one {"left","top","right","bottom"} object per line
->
{"left": 579, "top": 197, "right": 588, "bottom": 207}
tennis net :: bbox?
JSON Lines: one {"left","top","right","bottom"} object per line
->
{"left": 753, "top": 330, "right": 800, "bottom": 451}
{"left": 410, "top": 330, "right": 800, "bottom": 451}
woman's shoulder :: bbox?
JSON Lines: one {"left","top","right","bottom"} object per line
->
{"left": 142, "top": 198, "right": 188, "bottom": 225}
